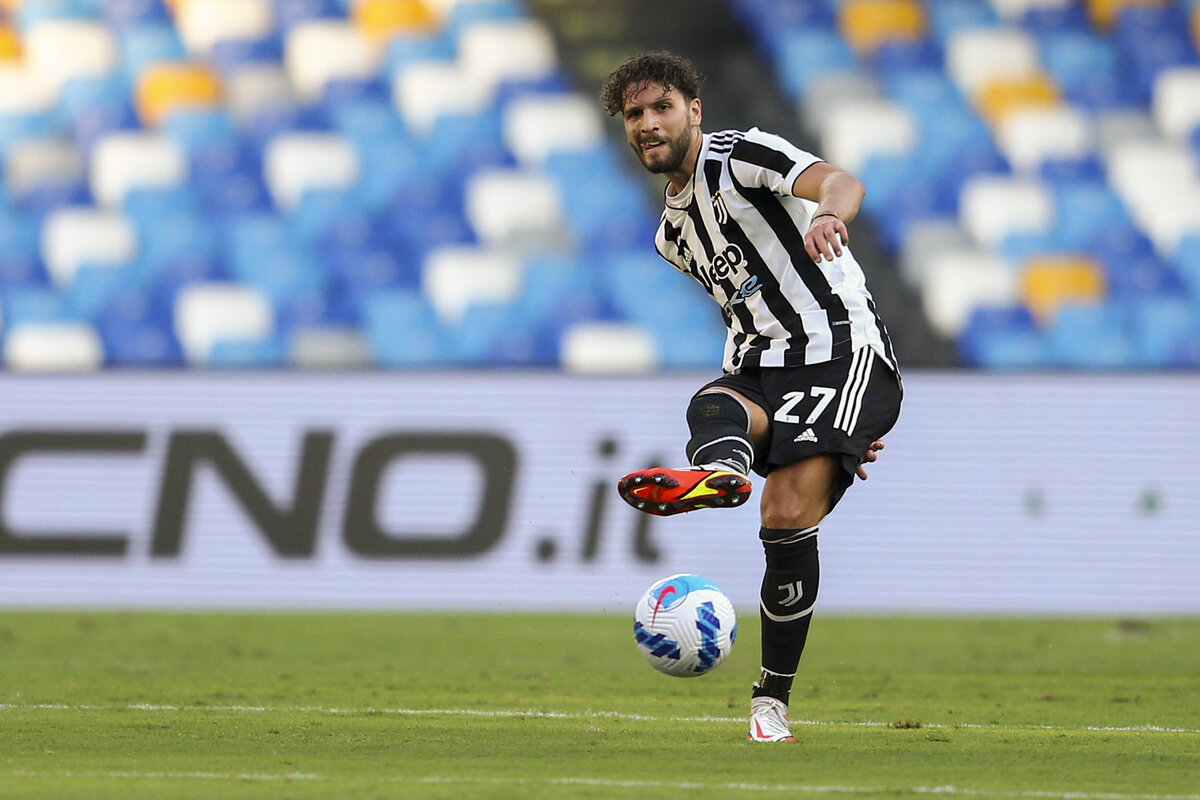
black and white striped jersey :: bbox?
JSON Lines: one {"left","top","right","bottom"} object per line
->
{"left": 653, "top": 127, "right": 897, "bottom": 374}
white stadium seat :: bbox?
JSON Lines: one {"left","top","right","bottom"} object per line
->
{"left": 899, "top": 217, "right": 974, "bottom": 289}
{"left": 41, "top": 208, "right": 138, "bottom": 286}
{"left": 818, "top": 98, "right": 917, "bottom": 173}
{"left": 560, "top": 322, "right": 658, "bottom": 374}
{"left": 985, "top": 0, "right": 1072, "bottom": 20}
{"left": 421, "top": 246, "right": 522, "bottom": 325}
{"left": 945, "top": 27, "right": 1039, "bottom": 95}
{"left": 174, "top": 282, "right": 275, "bottom": 365}
{"left": 225, "top": 64, "right": 297, "bottom": 124}
{"left": 90, "top": 131, "right": 188, "bottom": 208}
{"left": 392, "top": 60, "right": 491, "bottom": 135}
{"left": 959, "top": 174, "right": 1055, "bottom": 248}
{"left": 1095, "top": 109, "right": 1159, "bottom": 156}
{"left": 458, "top": 20, "right": 557, "bottom": 94}
{"left": 1152, "top": 66, "right": 1200, "bottom": 142}
{"left": 921, "top": 249, "right": 1018, "bottom": 338}
{"left": 177, "top": 0, "right": 275, "bottom": 56}
{"left": 0, "top": 65, "right": 54, "bottom": 114}
{"left": 4, "top": 138, "right": 85, "bottom": 199}
{"left": 285, "top": 21, "right": 380, "bottom": 103}
{"left": 288, "top": 327, "right": 371, "bottom": 368}
{"left": 464, "top": 168, "right": 566, "bottom": 248}
{"left": 263, "top": 132, "right": 360, "bottom": 211}
{"left": 996, "top": 105, "right": 1092, "bottom": 173}
{"left": 24, "top": 20, "right": 117, "bottom": 97}
{"left": 800, "top": 70, "right": 882, "bottom": 136}
{"left": 1107, "top": 140, "right": 1200, "bottom": 253}
{"left": 4, "top": 322, "right": 104, "bottom": 372}
{"left": 502, "top": 93, "right": 605, "bottom": 165}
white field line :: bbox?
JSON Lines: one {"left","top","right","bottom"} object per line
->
{"left": 4, "top": 771, "right": 1200, "bottom": 800}
{"left": 0, "top": 703, "right": 1197, "bottom": 735}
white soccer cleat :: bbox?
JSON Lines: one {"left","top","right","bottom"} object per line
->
{"left": 747, "top": 696, "right": 796, "bottom": 742}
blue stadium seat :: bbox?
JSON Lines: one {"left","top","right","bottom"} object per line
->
{"left": 97, "top": 283, "right": 183, "bottom": 365}
{"left": 15, "top": 0, "right": 103, "bottom": 29}
{"left": 103, "top": 0, "right": 171, "bottom": 29}
{"left": 164, "top": 108, "right": 238, "bottom": 155}
{"left": 273, "top": 0, "right": 341, "bottom": 30}
{"left": 958, "top": 305, "right": 1045, "bottom": 369}
{"left": 4, "top": 286, "right": 77, "bottom": 325}
{"left": 0, "top": 211, "right": 49, "bottom": 288}
{"left": 1113, "top": 5, "right": 1199, "bottom": 106}
{"left": 776, "top": 29, "right": 855, "bottom": 100}
{"left": 1045, "top": 303, "right": 1134, "bottom": 368}
{"left": 118, "top": 22, "right": 186, "bottom": 81}
{"left": 362, "top": 289, "right": 449, "bottom": 367}
{"left": 1123, "top": 293, "right": 1197, "bottom": 367}
{"left": 209, "top": 335, "right": 287, "bottom": 367}
{"left": 925, "top": 0, "right": 998, "bottom": 47}
{"left": 208, "top": 36, "right": 285, "bottom": 74}
{"left": 1051, "top": 181, "right": 1132, "bottom": 251}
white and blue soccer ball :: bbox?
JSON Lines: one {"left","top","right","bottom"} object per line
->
{"left": 633, "top": 573, "right": 737, "bottom": 677}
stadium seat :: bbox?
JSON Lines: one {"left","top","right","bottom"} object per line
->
{"left": 1152, "top": 66, "right": 1200, "bottom": 141}
{"left": 996, "top": 105, "right": 1092, "bottom": 173}
{"left": 462, "top": 168, "right": 566, "bottom": 249}
{"left": 352, "top": 0, "right": 437, "bottom": 40}
{"left": 974, "top": 73, "right": 1060, "bottom": 125}
{"left": 3, "top": 320, "right": 104, "bottom": 370}
{"left": 361, "top": 288, "right": 448, "bottom": 366}
{"left": 262, "top": 131, "right": 360, "bottom": 211}
{"left": 0, "top": 25, "right": 19, "bottom": 62}
{"left": 0, "top": 63, "right": 55, "bottom": 118}
{"left": 460, "top": 19, "right": 557, "bottom": 97}
{"left": 559, "top": 321, "right": 657, "bottom": 374}
{"left": 1044, "top": 301, "right": 1133, "bottom": 367}
{"left": 898, "top": 217, "right": 974, "bottom": 288}
{"left": 945, "top": 26, "right": 1040, "bottom": 97}
{"left": 224, "top": 64, "right": 296, "bottom": 123}
{"left": 1106, "top": 139, "right": 1200, "bottom": 254}
{"left": 957, "top": 304, "right": 1046, "bottom": 368}
{"left": 1019, "top": 254, "right": 1107, "bottom": 323}
{"left": 24, "top": 19, "right": 116, "bottom": 97}
{"left": 921, "top": 247, "right": 1019, "bottom": 337}
{"left": 959, "top": 174, "right": 1055, "bottom": 249}
{"left": 173, "top": 281, "right": 275, "bottom": 364}
{"left": 421, "top": 246, "right": 522, "bottom": 325}
{"left": 837, "top": 0, "right": 925, "bottom": 55}
{"left": 988, "top": 0, "right": 1076, "bottom": 21}
{"left": 818, "top": 98, "right": 918, "bottom": 173}
{"left": 776, "top": 29, "right": 856, "bottom": 100}
{"left": 175, "top": 0, "right": 274, "bottom": 55}
{"left": 502, "top": 92, "right": 604, "bottom": 165}
{"left": 925, "top": 0, "right": 1000, "bottom": 45}
{"left": 1086, "top": 0, "right": 1167, "bottom": 29}
{"left": 40, "top": 207, "right": 137, "bottom": 286}
{"left": 3, "top": 137, "right": 85, "bottom": 201}
{"left": 89, "top": 130, "right": 187, "bottom": 207}
{"left": 392, "top": 60, "right": 490, "bottom": 135}
{"left": 134, "top": 61, "right": 221, "bottom": 126}
{"left": 287, "top": 325, "right": 371, "bottom": 368}
{"left": 284, "top": 20, "right": 379, "bottom": 103}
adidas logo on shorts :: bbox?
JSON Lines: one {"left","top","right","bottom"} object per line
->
{"left": 793, "top": 427, "right": 818, "bottom": 443}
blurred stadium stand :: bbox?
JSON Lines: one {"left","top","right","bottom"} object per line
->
{"left": 0, "top": 0, "right": 1196, "bottom": 371}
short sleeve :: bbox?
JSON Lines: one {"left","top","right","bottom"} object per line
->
{"left": 727, "top": 128, "right": 822, "bottom": 197}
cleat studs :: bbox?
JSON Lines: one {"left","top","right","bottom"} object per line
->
{"left": 632, "top": 476, "right": 644, "bottom": 484}
{"left": 658, "top": 504, "right": 668, "bottom": 512}
{"left": 637, "top": 502, "right": 646, "bottom": 509}
{"left": 652, "top": 475, "right": 665, "bottom": 484}
{"left": 714, "top": 498, "right": 724, "bottom": 506}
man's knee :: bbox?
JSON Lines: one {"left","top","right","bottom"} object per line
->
{"left": 759, "top": 455, "right": 840, "bottom": 529}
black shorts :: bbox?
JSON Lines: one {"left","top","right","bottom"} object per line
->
{"left": 696, "top": 346, "right": 902, "bottom": 506}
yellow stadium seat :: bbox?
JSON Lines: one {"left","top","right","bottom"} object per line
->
{"left": 838, "top": 0, "right": 925, "bottom": 54}
{"left": 135, "top": 62, "right": 221, "bottom": 127}
{"left": 975, "top": 74, "right": 1059, "bottom": 125}
{"left": 1086, "top": 0, "right": 1166, "bottom": 29}
{"left": 1020, "top": 256, "right": 1106, "bottom": 324}
{"left": 0, "top": 26, "right": 19, "bottom": 62}
{"left": 353, "top": 0, "right": 437, "bottom": 39}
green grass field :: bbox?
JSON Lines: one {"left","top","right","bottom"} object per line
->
{"left": 0, "top": 612, "right": 1197, "bottom": 799}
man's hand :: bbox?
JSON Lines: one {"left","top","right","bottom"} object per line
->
{"left": 805, "top": 214, "right": 849, "bottom": 263}
{"left": 856, "top": 439, "right": 885, "bottom": 480}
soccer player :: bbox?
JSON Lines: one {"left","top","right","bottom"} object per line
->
{"left": 601, "top": 52, "right": 903, "bottom": 742}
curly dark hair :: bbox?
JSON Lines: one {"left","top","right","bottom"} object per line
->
{"left": 600, "top": 50, "right": 704, "bottom": 117}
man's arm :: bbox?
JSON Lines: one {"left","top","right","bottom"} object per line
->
{"left": 791, "top": 162, "right": 865, "bottom": 263}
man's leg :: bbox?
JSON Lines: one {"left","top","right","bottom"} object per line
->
{"left": 617, "top": 388, "right": 770, "bottom": 516}
{"left": 748, "top": 454, "right": 841, "bottom": 742}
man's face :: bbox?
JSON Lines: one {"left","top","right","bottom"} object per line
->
{"left": 621, "top": 81, "right": 700, "bottom": 175}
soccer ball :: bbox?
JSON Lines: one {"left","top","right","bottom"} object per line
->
{"left": 633, "top": 573, "right": 737, "bottom": 677}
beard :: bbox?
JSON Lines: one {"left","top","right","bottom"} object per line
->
{"left": 636, "top": 126, "right": 694, "bottom": 174}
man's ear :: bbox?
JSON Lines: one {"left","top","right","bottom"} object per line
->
{"left": 691, "top": 97, "right": 702, "bottom": 127}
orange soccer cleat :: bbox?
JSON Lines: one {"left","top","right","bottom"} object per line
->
{"left": 617, "top": 466, "right": 752, "bottom": 517}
